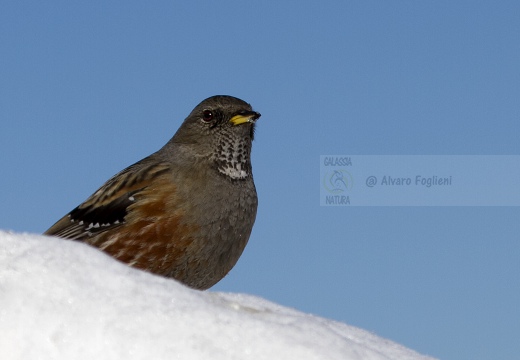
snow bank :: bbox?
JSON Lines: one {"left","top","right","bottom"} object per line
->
{"left": 0, "top": 231, "right": 435, "bottom": 360}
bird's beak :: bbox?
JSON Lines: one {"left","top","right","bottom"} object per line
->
{"left": 229, "top": 111, "right": 261, "bottom": 126}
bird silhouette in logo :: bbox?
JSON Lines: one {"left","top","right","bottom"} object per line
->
{"left": 329, "top": 170, "right": 349, "bottom": 193}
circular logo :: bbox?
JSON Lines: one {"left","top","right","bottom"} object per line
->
{"left": 323, "top": 169, "right": 353, "bottom": 194}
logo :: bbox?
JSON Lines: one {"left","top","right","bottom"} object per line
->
{"left": 322, "top": 169, "right": 353, "bottom": 194}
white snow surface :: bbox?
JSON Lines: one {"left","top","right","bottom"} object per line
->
{"left": 0, "top": 231, "right": 435, "bottom": 360}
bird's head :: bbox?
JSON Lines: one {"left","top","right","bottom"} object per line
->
{"left": 170, "top": 95, "right": 261, "bottom": 180}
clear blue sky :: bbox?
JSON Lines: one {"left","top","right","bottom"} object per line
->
{"left": 1, "top": 2, "right": 519, "bottom": 359}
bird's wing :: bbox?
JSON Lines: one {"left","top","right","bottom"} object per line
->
{"left": 44, "top": 160, "right": 171, "bottom": 241}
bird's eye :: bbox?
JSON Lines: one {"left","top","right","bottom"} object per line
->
{"left": 202, "top": 110, "right": 214, "bottom": 122}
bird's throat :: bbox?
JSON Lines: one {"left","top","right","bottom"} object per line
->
{"left": 214, "top": 136, "right": 252, "bottom": 180}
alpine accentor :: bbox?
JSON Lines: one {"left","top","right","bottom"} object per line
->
{"left": 45, "top": 95, "right": 260, "bottom": 290}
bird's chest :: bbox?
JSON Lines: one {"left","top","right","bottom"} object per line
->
{"left": 163, "top": 171, "right": 257, "bottom": 289}
{"left": 196, "top": 175, "right": 257, "bottom": 230}
{"left": 168, "top": 166, "right": 257, "bottom": 235}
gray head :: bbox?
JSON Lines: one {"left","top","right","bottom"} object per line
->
{"left": 168, "top": 95, "right": 261, "bottom": 180}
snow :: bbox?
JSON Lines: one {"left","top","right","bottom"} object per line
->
{"left": 0, "top": 231, "right": 435, "bottom": 360}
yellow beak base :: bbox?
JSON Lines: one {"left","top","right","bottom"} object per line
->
{"left": 229, "top": 112, "right": 260, "bottom": 126}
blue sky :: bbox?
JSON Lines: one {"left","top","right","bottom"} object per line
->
{"left": 1, "top": 1, "right": 519, "bottom": 359}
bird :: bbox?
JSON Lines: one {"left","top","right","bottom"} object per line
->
{"left": 44, "top": 95, "right": 261, "bottom": 290}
